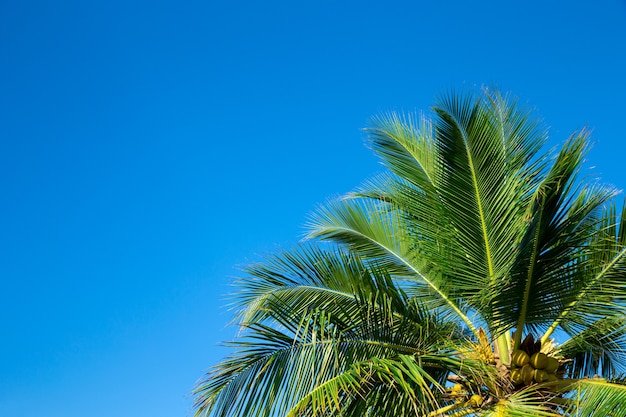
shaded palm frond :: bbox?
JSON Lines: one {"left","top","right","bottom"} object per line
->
{"left": 287, "top": 352, "right": 493, "bottom": 417}
{"left": 195, "top": 247, "right": 467, "bottom": 417}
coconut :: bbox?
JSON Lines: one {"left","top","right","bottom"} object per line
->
{"left": 521, "top": 364, "right": 534, "bottom": 385}
{"left": 530, "top": 352, "right": 548, "bottom": 369}
{"left": 512, "top": 349, "right": 530, "bottom": 367}
{"left": 450, "top": 383, "right": 463, "bottom": 396}
{"left": 534, "top": 369, "right": 549, "bottom": 383}
{"left": 545, "top": 357, "right": 559, "bottom": 373}
{"left": 510, "top": 368, "right": 523, "bottom": 385}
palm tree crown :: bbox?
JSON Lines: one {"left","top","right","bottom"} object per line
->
{"left": 194, "top": 88, "right": 626, "bottom": 416}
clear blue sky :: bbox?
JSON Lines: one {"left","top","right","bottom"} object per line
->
{"left": 1, "top": 1, "right": 625, "bottom": 416}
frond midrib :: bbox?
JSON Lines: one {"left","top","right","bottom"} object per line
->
{"left": 515, "top": 193, "right": 545, "bottom": 348}
{"left": 311, "top": 223, "right": 479, "bottom": 337}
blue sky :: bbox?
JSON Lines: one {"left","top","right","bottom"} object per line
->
{"left": 1, "top": 1, "right": 625, "bottom": 416}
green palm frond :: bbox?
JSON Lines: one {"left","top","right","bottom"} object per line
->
{"left": 235, "top": 244, "right": 453, "bottom": 335}
{"left": 195, "top": 246, "right": 466, "bottom": 417}
{"left": 479, "top": 386, "right": 564, "bottom": 416}
{"left": 233, "top": 244, "right": 369, "bottom": 325}
{"left": 490, "top": 131, "right": 616, "bottom": 342}
{"left": 287, "top": 352, "right": 494, "bottom": 417}
{"left": 564, "top": 378, "right": 626, "bottom": 416}
{"left": 432, "top": 89, "right": 545, "bottom": 284}
{"left": 307, "top": 198, "right": 478, "bottom": 333}
{"left": 558, "top": 316, "right": 626, "bottom": 379}
{"left": 194, "top": 312, "right": 398, "bottom": 417}
{"left": 542, "top": 202, "right": 626, "bottom": 342}
{"left": 366, "top": 111, "right": 438, "bottom": 192}
{"left": 194, "top": 88, "right": 626, "bottom": 417}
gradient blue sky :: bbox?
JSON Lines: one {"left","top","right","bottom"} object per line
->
{"left": 1, "top": 1, "right": 626, "bottom": 416}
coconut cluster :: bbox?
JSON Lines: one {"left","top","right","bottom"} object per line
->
{"left": 448, "top": 384, "right": 483, "bottom": 407}
{"left": 510, "top": 349, "right": 560, "bottom": 386}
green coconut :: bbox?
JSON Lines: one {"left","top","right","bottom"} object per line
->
{"left": 545, "top": 357, "right": 560, "bottom": 373}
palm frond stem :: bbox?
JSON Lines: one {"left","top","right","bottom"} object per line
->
{"left": 514, "top": 193, "right": 546, "bottom": 350}
{"left": 310, "top": 224, "right": 480, "bottom": 337}
{"left": 426, "top": 403, "right": 463, "bottom": 417}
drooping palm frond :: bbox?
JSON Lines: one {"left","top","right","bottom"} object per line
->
{"left": 307, "top": 198, "right": 477, "bottom": 333}
{"left": 285, "top": 353, "right": 482, "bottom": 417}
{"left": 233, "top": 244, "right": 374, "bottom": 326}
{"left": 194, "top": 245, "right": 469, "bottom": 417}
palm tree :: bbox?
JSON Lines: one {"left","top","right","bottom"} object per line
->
{"left": 193, "top": 88, "right": 626, "bottom": 416}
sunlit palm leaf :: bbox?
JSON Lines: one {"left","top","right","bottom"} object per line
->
{"left": 307, "top": 198, "right": 478, "bottom": 333}
{"left": 542, "top": 203, "right": 626, "bottom": 342}
{"left": 490, "top": 132, "right": 616, "bottom": 341}
{"left": 478, "top": 386, "right": 563, "bottom": 417}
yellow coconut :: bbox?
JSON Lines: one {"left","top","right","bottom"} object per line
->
{"left": 510, "top": 368, "right": 523, "bottom": 385}
{"left": 534, "top": 369, "right": 549, "bottom": 383}
{"left": 512, "top": 349, "right": 530, "bottom": 367}
{"left": 530, "top": 352, "right": 548, "bottom": 369}
{"left": 521, "top": 364, "right": 534, "bottom": 385}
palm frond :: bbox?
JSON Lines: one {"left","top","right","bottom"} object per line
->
{"left": 307, "top": 197, "right": 478, "bottom": 334}
{"left": 563, "top": 378, "right": 626, "bottom": 416}
{"left": 479, "top": 386, "right": 563, "bottom": 417}
{"left": 366, "top": 111, "right": 438, "bottom": 192}
{"left": 542, "top": 202, "right": 626, "bottom": 342}
{"left": 195, "top": 247, "right": 466, "bottom": 417}
{"left": 558, "top": 316, "right": 626, "bottom": 379}
{"left": 193, "top": 311, "right": 401, "bottom": 417}
{"left": 433, "top": 89, "right": 545, "bottom": 283}
{"left": 490, "top": 131, "right": 616, "bottom": 342}
{"left": 194, "top": 87, "right": 626, "bottom": 417}
{"left": 287, "top": 352, "right": 493, "bottom": 417}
